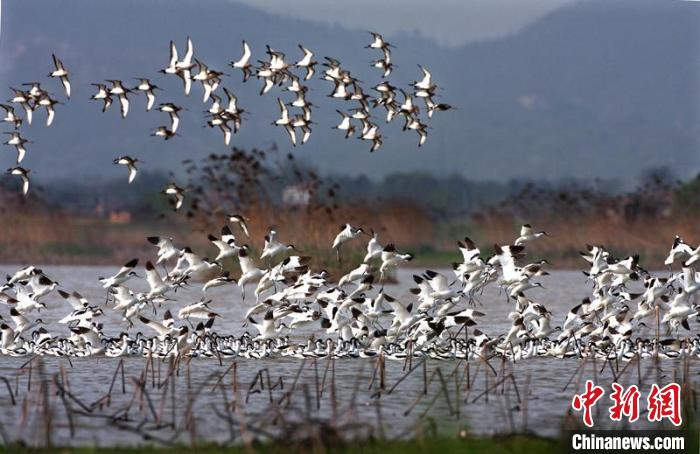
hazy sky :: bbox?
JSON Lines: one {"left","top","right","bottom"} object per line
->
{"left": 0, "top": 0, "right": 695, "bottom": 184}
{"left": 229, "top": 0, "right": 577, "bottom": 46}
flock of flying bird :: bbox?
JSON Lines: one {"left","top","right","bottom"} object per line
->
{"left": 1, "top": 33, "right": 451, "bottom": 199}
{"left": 0, "top": 221, "right": 698, "bottom": 360}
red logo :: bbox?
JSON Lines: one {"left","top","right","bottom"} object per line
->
{"left": 648, "top": 383, "right": 682, "bottom": 426}
{"left": 609, "top": 383, "right": 640, "bottom": 423}
{"left": 572, "top": 381, "right": 681, "bottom": 427}
{"left": 572, "top": 380, "right": 605, "bottom": 427}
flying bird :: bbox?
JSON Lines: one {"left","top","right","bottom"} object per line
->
{"left": 113, "top": 156, "right": 140, "bottom": 184}
{"left": 162, "top": 182, "right": 185, "bottom": 210}
{"left": 7, "top": 166, "right": 30, "bottom": 195}
{"left": 49, "top": 54, "right": 71, "bottom": 98}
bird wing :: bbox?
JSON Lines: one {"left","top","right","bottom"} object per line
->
{"left": 118, "top": 95, "right": 129, "bottom": 118}
{"left": 169, "top": 112, "right": 180, "bottom": 132}
{"left": 181, "top": 70, "right": 192, "bottom": 95}
{"left": 221, "top": 226, "right": 236, "bottom": 244}
{"left": 52, "top": 54, "right": 63, "bottom": 71}
{"left": 223, "top": 88, "right": 238, "bottom": 111}
{"left": 239, "top": 254, "right": 258, "bottom": 275}
{"left": 58, "top": 290, "right": 84, "bottom": 310}
{"left": 235, "top": 41, "right": 251, "bottom": 66}
{"left": 15, "top": 145, "right": 26, "bottom": 164}
{"left": 20, "top": 173, "right": 29, "bottom": 195}
{"left": 520, "top": 225, "right": 532, "bottom": 237}
{"left": 220, "top": 124, "right": 232, "bottom": 145}
{"left": 284, "top": 125, "right": 296, "bottom": 146}
{"left": 145, "top": 265, "right": 164, "bottom": 290}
{"left": 277, "top": 98, "right": 288, "bottom": 117}
{"left": 239, "top": 219, "right": 250, "bottom": 237}
{"left": 183, "top": 37, "right": 194, "bottom": 65}
{"left": 139, "top": 316, "right": 170, "bottom": 337}
{"left": 146, "top": 91, "right": 155, "bottom": 110}
{"left": 169, "top": 41, "right": 178, "bottom": 66}
{"left": 427, "top": 271, "right": 449, "bottom": 292}
{"left": 61, "top": 77, "right": 71, "bottom": 98}
{"left": 418, "top": 65, "right": 431, "bottom": 86}
{"left": 175, "top": 193, "right": 184, "bottom": 210}
{"left": 46, "top": 106, "right": 55, "bottom": 127}
{"left": 127, "top": 163, "right": 137, "bottom": 184}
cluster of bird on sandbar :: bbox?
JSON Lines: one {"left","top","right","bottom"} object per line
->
{"left": 0, "top": 220, "right": 697, "bottom": 360}
{"left": 1, "top": 32, "right": 452, "bottom": 198}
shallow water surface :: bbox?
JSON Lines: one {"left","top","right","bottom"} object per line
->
{"left": 0, "top": 266, "right": 693, "bottom": 445}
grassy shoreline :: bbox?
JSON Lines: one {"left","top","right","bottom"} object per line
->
{"left": 0, "top": 435, "right": 560, "bottom": 453}
{"left": 0, "top": 213, "right": 688, "bottom": 271}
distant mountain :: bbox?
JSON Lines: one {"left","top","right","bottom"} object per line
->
{"left": 0, "top": 0, "right": 697, "bottom": 186}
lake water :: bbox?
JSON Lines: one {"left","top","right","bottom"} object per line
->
{"left": 0, "top": 265, "right": 693, "bottom": 446}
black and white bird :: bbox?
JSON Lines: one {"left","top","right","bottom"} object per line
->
{"left": 363, "top": 230, "right": 383, "bottom": 263}
{"left": 425, "top": 98, "right": 453, "bottom": 118}
{"left": 133, "top": 78, "right": 159, "bottom": 111}
{"left": 192, "top": 59, "right": 224, "bottom": 102}
{"left": 23, "top": 82, "right": 47, "bottom": 100}
{"left": 147, "top": 236, "right": 181, "bottom": 265}
{"left": 0, "top": 104, "right": 23, "bottom": 129}
{"left": 144, "top": 262, "right": 174, "bottom": 299}
{"left": 380, "top": 244, "right": 414, "bottom": 280}
{"left": 162, "top": 182, "right": 185, "bottom": 210}
{"left": 106, "top": 80, "right": 131, "bottom": 118}
{"left": 157, "top": 103, "right": 183, "bottom": 133}
{"left": 514, "top": 224, "right": 549, "bottom": 246}
{"left": 57, "top": 290, "right": 89, "bottom": 310}
{"left": 3, "top": 132, "right": 30, "bottom": 163}
{"left": 230, "top": 40, "right": 252, "bottom": 82}
{"left": 404, "top": 117, "right": 428, "bottom": 147}
{"left": 333, "top": 110, "right": 355, "bottom": 139}
{"left": 208, "top": 226, "right": 239, "bottom": 262}
{"left": 8, "top": 88, "right": 33, "bottom": 125}
{"left": 49, "top": 54, "right": 71, "bottom": 98}
{"left": 151, "top": 126, "right": 177, "bottom": 140}
{"left": 7, "top": 166, "right": 30, "bottom": 195}
{"left": 90, "top": 83, "right": 113, "bottom": 113}
{"left": 366, "top": 32, "right": 394, "bottom": 50}
{"left": 98, "top": 258, "right": 139, "bottom": 288}
{"left": 237, "top": 247, "right": 264, "bottom": 301}
{"left": 165, "top": 37, "right": 195, "bottom": 95}
{"left": 227, "top": 214, "right": 250, "bottom": 237}
{"left": 359, "top": 121, "right": 382, "bottom": 152}
{"left": 413, "top": 65, "right": 435, "bottom": 91}
{"left": 202, "top": 272, "right": 236, "bottom": 294}
{"left": 295, "top": 44, "right": 317, "bottom": 80}
{"left": 371, "top": 47, "right": 393, "bottom": 78}
{"left": 35, "top": 93, "right": 60, "bottom": 127}
{"left": 113, "top": 156, "right": 140, "bottom": 184}
{"left": 261, "top": 230, "right": 297, "bottom": 261}
{"left": 332, "top": 224, "right": 365, "bottom": 261}
{"left": 206, "top": 113, "right": 233, "bottom": 145}
{"left": 139, "top": 310, "right": 175, "bottom": 340}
